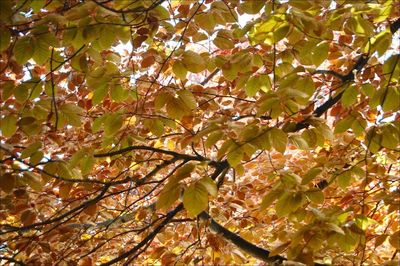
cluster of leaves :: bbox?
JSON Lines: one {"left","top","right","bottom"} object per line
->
{"left": 0, "top": 0, "right": 399, "bottom": 265}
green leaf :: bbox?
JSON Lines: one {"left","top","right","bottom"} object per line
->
{"left": 382, "top": 87, "right": 400, "bottom": 112}
{"left": 156, "top": 182, "right": 181, "bottom": 211}
{"left": 227, "top": 144, "right": 244, "bottom": 167}
{"left": 177, "top": 90, "right": 197, "bottom": 109}
{"left": 306, "top": 189, "right": 325, "bottom": 204}
{"left": 351, "top": 118, "right": 367, "bottom": 137}
{"left": 337, "top": 171, "right": 352, "bottom": 189}
{"left": 0, "top": 27, "right": 11, "bottom": 52}
{"left": 198, "top": 176, "right": 217, "bottom": 197}
{"left": 14, "top": 83, "right": 31, "bottom": 103}
{"left": 205, "top": 130, "right": 224, "bottom": 148}
{"left": 14, "top": 36, "right": 34, "bottom": 64}
{"left": 275, "top": 192, "right": 304, "bottom": 217}
{"left": 302, "top": 167, "right": 323, "bottom": 185}
{"left": 195, "top": 13, "right": 216, "bottom": 33}
{"left": 312, "top": 41, "right": 329, "bottom": 67}
{"left": 260, "top": 189, "right": 281, "bottom": 211}
{"left": 240, "top": 1, "right": 264, "bottom": 14}
{"left": 183, "top": 182, "right": 209, "bottom": 218}
{"left": 104, "top": 113, "right": 122, "bottom": 136}
{"left": 213, "top": 29, "right": 234, "bottom": 50}
{"left": 92, "top": 85, "right": 108, "bottom": 105}
{"left": 21, "top": 142, "right": 42, "bottom": 159}
{"left": 342, "top": 85, "right": 359, "bottom": 107}
{"left": 245, "top": 74, "right": 271, "bottom": 97}
{"left": 289, "top": 135, "right": 309, "bottom": 150}
{"left": 59, "top": 103, "right": 83, "bottom": 127}
{"left": 334, "top": 116, "right": 356, "bottom": 134}
{"left": 268, "top": 128, "right": 287, "bottom": 153}
{"left": 182, "top": 50, "right": 206, "bottom": 73}
{"left": 22, "top": 172, "right": 43, "bottom": 192}
{"left": 170, "top": 163, "right": 196, "bottom": 183}
{"left": 80, "top": 155, "right": 95, "bottom": 175}
{"left": 110, "top": 84, "right": 129, "bottom": 103}
{"left": 172, "top": 60, "right": 187, "bottom": 80}
{"left": 0, "top": 114, "right": 18, "bottom": 137}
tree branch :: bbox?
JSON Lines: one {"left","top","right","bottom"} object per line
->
{"left": 295, "top": 54, "right": 369, "bottom": 131}
{"left": 199, "top": 212, "right": 286, "bottom": 263}
{"left": 100, "top": 203, "right": 184, "bottom": 266}
{"left": 390, "top": 17, "right": 400, "bottom": 34}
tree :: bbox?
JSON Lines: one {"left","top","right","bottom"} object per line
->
{"left": 0, "top": 0, "right": 399, "bottom": 265}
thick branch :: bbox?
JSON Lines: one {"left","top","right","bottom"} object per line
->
{"left": 390, "top": 17, "right": 400, "bottom": 34}
{"left": 94, "top": 145, "right": 203, "bottom": 161}
{"left": 199, "top": 212, "right": 286, "bottom": 263}
{"left": 101, "top": 203, "right": 184, "bottom": 266}
{"left": 295, "top": 54, "right": 369, "bottom": 131}
{"left": 92, "top": 0, "right": 166, "bottom": 14}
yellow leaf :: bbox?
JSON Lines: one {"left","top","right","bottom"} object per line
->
{"left": 156, "top": 182, "right": 181, "bottom": 211}
{"left": 183, "top": 182, "right": 208, "bottom": 218}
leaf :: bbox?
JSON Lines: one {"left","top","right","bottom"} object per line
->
{"left": 195, "top": 13, "right": 216, "bottom": 32}
{"left": 239, "top": 1, "right": 264, "bottom": 14}
{"left": 213, "top": 29, "right": 234, "bottom": 50}
{"left": 14, "top": 83, "right": 31, "bottom": 103}
{"left": 21, "top": 141, "right": 42, "bottom": 159}
{"left": 172, "top": 60, "right": 187, "bottom": 80}
{"left": 177, "top": 90, "right": 197, "bottom": 109}
{"left": 156, "top": 182, "right": 181, "bottom": 211}
{"left": 275, "top": 192, "right": 304, "bottom": 217}
{"left": 59, "top": 104, "right": 83, "bottom": 127}
{"left": 0, "top": 27, "right": 11, "bottom": 52}
{"left": 23, "top": 172, "right": 43, "bottom": 192}
{"left": 337, "top": 171, "right": 352, "bottom": 189}
{"left": 325, "top": 223, "right": 345, "bottom": 235}
{"left": 382, "top": 87, "right": 400, "bottom": 112}
{"left": 268, "top": 128, "right": 287, "bottom": 153}
{"left": 245, "top": 75, "right": 271, "bottom": 97}
{"left": 302, "top": 167, "right": 323, "bottom": 185}
{"left": 14, "top": 36, "right": 34, "bottom": 64}
{"left": 198, "top": 176, "right": 217, "bottom": 197}
{"left": 269, "top": 242, "right": 291, "bottom": 257}
{"left": 334, "top": 116, "right": 356, "bottom": 134}
{"left": 21, "top": 209, "right": 36, "bottom": 226}
{"left": 227, "top": 144, "right": 244, "bottom": 167}
{"left": 0, "top": 173, "right": 16, "bottom": 194}
{"left": 183, "top": 182, "right": 209, "bottom": 218}
{"left": 312, "top": 41, "right": 329, "bottom": 67}
{"left": 170, "top": 163, "right": 196, "bottom": 183}
{"left": 166, "top": 98, "right": 186, "bottom": 120}
{"left": 141, "top": 55, "right": 155, "bottom": 68}
{"left": 0, "top": 114, "right": 18, "bottom": 137}
{"left": 342, "top": 85, "right": 358, "bottom": 107}
{"left": 389, "top": 231, "right": 400, "bottom": 249}
{"left": 260, "top": 190, "right": 281, "bottom": 211}
{"left": 104, "top": 113, "right": 123, "bottom": 136}
{"left": 182, "top": 51, "right": 206, "bottom": 73}
{"left": 59, "top": 183, "right": 73, "bottom": 199}
{"left": 306, "top": 189, "right": 325, "bottom": 204}
{"left": 205, "top": 130, "right": 224, "bottom": 148}
{"left": 110, "top": 84, "right": 129, "bottom": 103}
{"left": 80, "top": 155, "right": 95, "bottom": 175}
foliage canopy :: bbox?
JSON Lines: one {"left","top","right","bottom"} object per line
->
{"left": 0, "top": 0, "right": 399, "bottom": 265}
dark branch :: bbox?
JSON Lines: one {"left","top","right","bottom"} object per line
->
{"left": 101, "top": 203, "right": 184, "bottom": 266}
{"left": 92, "top": 0, "right": 166, "bottom": 14}
{"left": 199, "top": 212, "right": 286, "bottom": 263}
{"left": 390, "top": 17, "right": 400, "bottom": 34}
{"left": 295, "top": 54, "right": 369, "bottom": 131}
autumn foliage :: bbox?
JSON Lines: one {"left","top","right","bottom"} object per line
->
{"left": 0, "top": 0, "right": 399, "bottom": 265}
